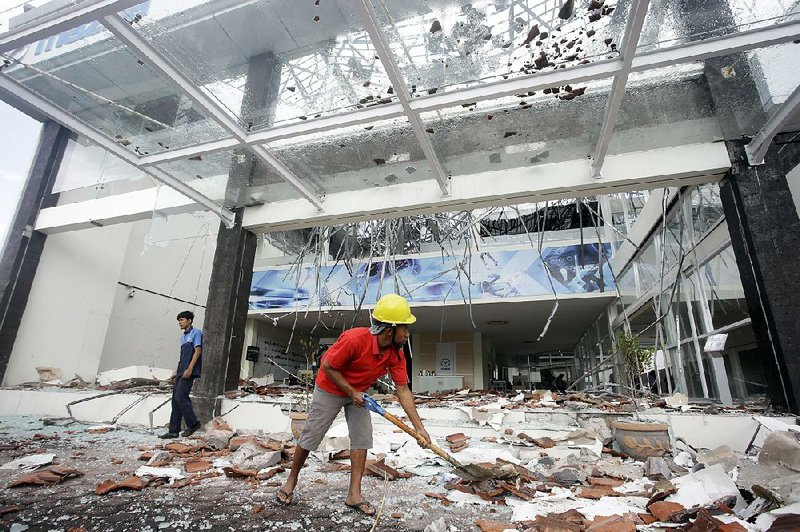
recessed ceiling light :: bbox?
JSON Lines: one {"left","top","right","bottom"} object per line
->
{"left": 486, "top": 320, "right": 508, "bottom": 325}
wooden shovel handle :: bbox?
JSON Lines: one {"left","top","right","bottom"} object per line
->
{"left": 381, "top": 411, "right": 461, "bottom": 467}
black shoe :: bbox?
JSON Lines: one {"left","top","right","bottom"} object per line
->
{"left": 181, "top": 423, "right": 201, "bottom": 437}
{"left": 158, "top": 432, "right": 179, "bottom": 439}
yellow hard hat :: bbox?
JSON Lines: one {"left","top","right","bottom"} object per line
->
{"left": 372, "top": 294, "right": 416, "bottom": 325}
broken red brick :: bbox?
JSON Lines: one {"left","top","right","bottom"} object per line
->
{"left": 365, "top": 460, "right": 411, "bottom": 480}
{"left": 86, "top": 427, "right": 112, "bottom": 434}
{"left": 575, "top": 485, "right": 617, "bottom": 499}
{"left": 526, "top": 515, "right": 583, "bottom": 531}
{"left": 32, "top": 433, "right": 58, "bottom": 440}
{"left": 138, "top": 451, "right": 154, "bottom": 461}
{"left": 686, "top": 508, "right": 733, "bottom": 532}
{"left": 8, "top": 466, "right": 84, "bottom": 488}
{"left": 256, "top": 466, "right": 285, "bottom": 480}
{"left": 0, "top": 506, "right": 21, "bottom": 516}
{"left": 95, "top": 476, "right": 148, "bottom": 495}
{"left": 424, "top": 492, "right": 452, "bottom": 506}
{"left": 475, "top": 518, "right": 519, "bottom": 531}
{"left": 638, "top": 513, "right": 658, "bottom": 525}
{"left": 586, "top": 514, "right": 636, "bottom": 532}
{"left": 222, "top": 467, "right": 257, "bottom": 479}
{"left": 446, "top": 433, "right": 467, "bottom": 443}
{"left": 587, "top": 476, "right": 624, "bottom": 487}
{"left": 449, "top": 441, "right": 469, "bottom": 453}
{"left": 391, "top": 512, "right": 403, "bottom": 519}
{"left": 648, "top": 501, "right": 685, "bottom": 522}
{"left": 164, "top": 442, "right": 194, "bottom": 454}
{"left": 251, "top": 504, "right": 264, "bottom": 514}
{"left": 184, "top": 459, "right": 212, "bottom": 473}
{"left": 329, "top": 450, "right": 351, "bottom": 461}
{"left": 532, "top": 437, "right": 556, "bottom": 448}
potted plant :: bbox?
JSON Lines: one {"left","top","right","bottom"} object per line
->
{"left": 611, "top": 331, "right": 670, "bottom": 460}
{"left": 289, "top": 335, "right": 317, "bottom": 439}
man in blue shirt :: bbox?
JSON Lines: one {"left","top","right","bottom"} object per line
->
{"left": 159, "top": 310, "right": 203, "bottom": 439}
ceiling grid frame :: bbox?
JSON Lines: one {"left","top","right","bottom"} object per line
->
{"left": 101, "top": 12, "right": 325, "bottom": 211}
{"left": 355, "top": 0, "right": 451, "bottom": 196}
{"left": 0, "top": 73, "right": 236, "bottom": 227}
{"left": 0, "top": 1, "right": 799, "bottom": 217}
{"left": 590, "top": 0, "right": 651, "bottom": 179}
{"left": 134, "top": 19, "right": 800, "bottom": 169}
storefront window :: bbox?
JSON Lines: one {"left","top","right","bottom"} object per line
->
{"left": 690, "top": 183, "right": 724, "bottom": 242}
{"left": 700, "top": 246, "right": 749, "bottom": 330}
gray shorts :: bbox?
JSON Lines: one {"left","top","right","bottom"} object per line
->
{"left": 298, "top": 387, "right": 373, "bottom": 451}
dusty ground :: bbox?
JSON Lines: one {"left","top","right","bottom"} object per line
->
{"left": 0, "top": 416, "right": 512, "bottom": 532}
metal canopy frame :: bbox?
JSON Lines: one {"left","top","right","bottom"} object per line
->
{"left": 2, "top": 0, "right": 800, "bottom": 225}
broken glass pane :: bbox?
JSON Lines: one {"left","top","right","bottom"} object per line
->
{"left": 53, "top": 135, "right": 145, "bottom": 194}
{"left": 421, "top": 76, "right": 611, "bottom": 177}
{"left": 156, "top": 148, "right": 303, "bottom": 208}
{"left": 700, "top": 245, "right": 749, "bottom": 330}
{"left": 608, "top": 64, "right": 725, "bottom": 155}
{"left": 265, "top": 117, "right": 435, "bottom": 195}
{"left": 123, "top": 0, "right": 394, "bottom": 131}
{"left": 3, "top": 14, "right": 227, "bottom": 155}
{"left": 371, "top": 0, "right": 629, "bottom": 96}
{"left": 638, "top": 0, "right": 800, "bottom": 53}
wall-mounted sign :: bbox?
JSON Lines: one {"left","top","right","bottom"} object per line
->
{"left": 436, "top": 343, "right": 456, "bottom": 376}
{"left": 245, "top": 345, "right": 260, "bottom": 362}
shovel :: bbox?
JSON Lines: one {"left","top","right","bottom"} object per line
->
{"left": 361, "top": 393, "right": 515, "bottom": 481}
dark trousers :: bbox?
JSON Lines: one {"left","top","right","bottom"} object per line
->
{"left": 168, "top": 377, "right": 198, "bottom": 433}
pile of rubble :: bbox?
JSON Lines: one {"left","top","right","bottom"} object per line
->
{"left": 1, "top": 388, "right": 798, "bottom": 530}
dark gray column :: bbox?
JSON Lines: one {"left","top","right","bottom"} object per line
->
{"left": 193, "top": 52, "right": 280, "bottom": 420}
{"left": 0, "top": 121, "right": 70, "bottom": 383}
{"left": 720, "top": 137, "right": 800, "bottom": 413}
{"left": 193, "top": 208, "right": 257, "bottom": 420}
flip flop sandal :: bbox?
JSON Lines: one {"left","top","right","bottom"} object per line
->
{"left": 276, "top": 489, "right": 293, "bottom": 504}
{"left": 345, "top": 500, "right": 376, "bottom": 516}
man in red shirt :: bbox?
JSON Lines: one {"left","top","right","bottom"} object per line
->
{"left": 276, "top": 294, "right": 431, "bottom": 515}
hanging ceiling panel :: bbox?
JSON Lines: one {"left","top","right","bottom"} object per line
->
{"left": 264, "top": 117, "right": 436, "bottom": 195}
{"left": 2, "top": 10, "right": 227, "bottom": 156}
{"left": 155, "top": 147, "right": 303, "bottom": 208}
{"left": 637, "top": 0, "right": 800, "bottom": 53}
{"left": 122, "top": 0, "right": 396, "bottom": 133}
{"left": 368, "top": 0, "right": 629, "bottom": 97}
{"left": 420, "top": 76, "right": 612, "bottom": 177}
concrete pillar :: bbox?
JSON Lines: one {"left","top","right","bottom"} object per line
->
{"left": 193, "top": 51, "right": 281, "bottom": 420}
{"left": 193, "top": 208, "right": 257, "bottom": 419}
{"left": 720, "top": 138, "right": 800, "bottom": 413}
{"left": 0, "top": 122, "right": 69, "bottom": 383}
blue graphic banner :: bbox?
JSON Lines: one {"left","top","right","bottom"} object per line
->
{"left": 250, "top": 243, "right": 613, "bottom": 311}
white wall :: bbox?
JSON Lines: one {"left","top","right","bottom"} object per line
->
{"left": 3, "top": 223, "right": 131, "bottom": 385}
{"left": 97, "top": 212, "right": 218, "bottom": 372}
{"left": 786, "top": 163, "right": 800, "bottom": 221}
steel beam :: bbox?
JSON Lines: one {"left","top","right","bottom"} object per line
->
{"left": 0, "top": 73, "right": 235, "bottom": 227}
{"left": 0, "top": 0, "right": 141, "bottom": 54}
{"left": 102, "top": 13, "right": 324, "bottom": 210}
{"left": 745, "top": 83, "right": 800, "bottom": 165}
{"left": 356, "top": 0, "right": 450, "bottom": 196}
{"left": 591, "top": 0, "right": 651, "bottom": 179}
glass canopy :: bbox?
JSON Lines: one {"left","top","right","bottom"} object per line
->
{"left": 1, "top": 0, "right": 799, "bottom": 221}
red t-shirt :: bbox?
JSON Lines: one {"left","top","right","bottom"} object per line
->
{"left": 316, "top": 328, "right": 408, "bottom": 397}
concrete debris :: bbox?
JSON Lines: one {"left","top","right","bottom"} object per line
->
{"left": 697, "top": 445, "right": 740, "bottom": 473}
{"left": 758, "top": 430, "right": 800, "bottom": 474}
{"left": 643, "top": 456, "right": 673, "bottom": 480}
{"left": 664, "top": 392, "right": 689, "bottom": 409}
{"left": 1, "top": 453, "right": 56, "bottom": 471}
{"left": 35, "top": 366, "right": 61, "bottom": 383}
{"left": 134, "top": 465, "right": 184, "bottom": 482}
{"left": 230, "top": 442, "right": 281, "bottom": 470}
{"left": 666, "top": 464, "right": 745, "bottom": 512}
{"left": 146, "top": 449, "right": 171, "bottom": 465}
{"left": 96, "top": 366, "right": 173, "bottom": 387}
{"left": 754, "top": 501, "right": 800, "bottom": 530}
